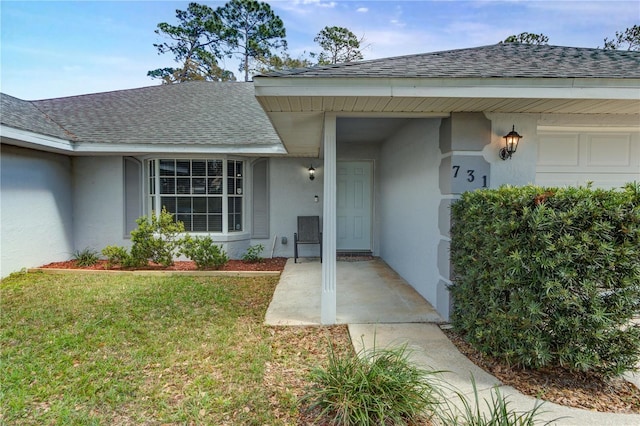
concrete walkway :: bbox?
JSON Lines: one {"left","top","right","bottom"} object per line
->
{"left": 265, "top": 258, "right": 640, "bottom": 425}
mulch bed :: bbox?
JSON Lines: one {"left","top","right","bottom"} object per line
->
{"left": 442, "top": 327, "right": 640, "bottom": 414}
{"left": 40, "top": 258, "right": 288, "bottom": 272}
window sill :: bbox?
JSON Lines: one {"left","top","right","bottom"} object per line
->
{"left": 183, "top": 232, "right": 251, "bottom": 242}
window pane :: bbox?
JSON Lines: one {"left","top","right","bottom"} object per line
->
{"left": 149, "top": 160, "right": 156, "bottom": 177}
{"left": 193, "top": 197, "right": 206, "bottom": 213}
{"left": 160, "top": 178, "right": 175, "bottom": 194}
{"left": 176, "top": 178, "right": 190, "bottom": 194}
{"left": 236, "top": 179, "right": 243, "bottom": 194}
{"left": 161, "top": 197, "right": 176, "bottom": 214}
{"left": 177, "top": 197, "right": 191, "bottom": 213}
{"left": 229, "top": 214, "right": 242, "bottom": 232}
{"left": 208, "top": 160, "right": 222, "bottom": 176}
{"left": 178, "top": 215, "right": 192, "bottom": 231}
{"left": 209, "top": 215, "right": 222, "bottom": 232}
{"left": 235, "top": 162, "right": 243, "bottom": 177}
{"left": 193, "top": 215, "right": 207, "bottom": 231}
{"left": 230, "top": 196, "right": 242, "bottom": 212}
{"left": 192, "top": 178, "right": 206, "bottom": 194}
{"left": 192, "top": 161, "right": 206, "bottom": 176}
{"left": 208, "top": 178, "right": 221, "bottom": 194}
{"left": 227, "top": 178, "right": 235, "bottom": 195}
{"left": 160, "top": 160, "right": 174, "bottom": 176}
{"left": 208, "top": 197, "right": 222, "bottom": 213}
{"left": 176, "top": 160, "right": 190, "bottom": 176}
{"left": 149, "top": 177, "right": 155, "bottom": 195}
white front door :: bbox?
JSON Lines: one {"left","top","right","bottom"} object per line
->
{"left": 337, "top": 161, "right": 373, "bottom": 251}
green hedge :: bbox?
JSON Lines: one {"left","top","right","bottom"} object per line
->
{"left": 449, "top": 183, "right": 640, "bottom": 377}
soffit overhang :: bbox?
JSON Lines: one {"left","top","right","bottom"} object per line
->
{"left": 254, "top": 77, "right": 640, "bottom": 157}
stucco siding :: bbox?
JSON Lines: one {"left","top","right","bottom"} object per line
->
{"left": 72, "top": 156, "right": 130, "bottom": 252}
{"left": 263, "top": 157, "right": 323, "bottom": 258}
{"left": 378, "top": 119, "right": 442, "bottom": 311}
{"left": 1, "top": 145, "right": 74, "bottom": 276}
{"left": 485, "top": 113, "right": 540, "bottom": 187}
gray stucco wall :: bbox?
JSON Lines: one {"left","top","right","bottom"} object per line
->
{"left": 1, "top": 145, "right": 74, "bottom": 276}
{"left": 261, "top": 157, "right": 324, "bottom": 258}
{"left": 378, "top": 119, "right": 443, "bottom": 312}
{"left": 484, "top": 113, "right": 539, "bottom": 187}
{"left": 72, "top": 156, "right": 131, "bottom": 252}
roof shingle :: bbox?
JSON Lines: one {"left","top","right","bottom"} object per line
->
{"left": 3, "top": 82, "right": 282, "bottom": 147}
{"left": 1, "top": 93, "right": 74, "bottom": 140}
{"left": 257, "top": 43, "right": 640, "bottom": 79}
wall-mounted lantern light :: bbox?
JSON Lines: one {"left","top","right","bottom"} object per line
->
{"left": 308, "top": 165, "right": 316, "bottom": 180}
{"left": 499, "top": 125, "right": 522, "bottom": 160}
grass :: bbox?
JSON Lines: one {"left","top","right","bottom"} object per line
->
{"left": 0, "top": 271, "right": 316, "bottom": 425}
{"left": 1, "top": 271, "right": 550, "bottom": 425}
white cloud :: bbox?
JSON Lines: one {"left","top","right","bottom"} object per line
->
{"left": 357, "top": 7, "right": 368, "bottom": 13}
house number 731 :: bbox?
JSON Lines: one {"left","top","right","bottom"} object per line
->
{"left": 452, "top": 165, "right": 488, "bottom": 187}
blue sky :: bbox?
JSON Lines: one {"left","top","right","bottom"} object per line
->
{"left": 1, "top": 0, "right": 638, "bottom": 100}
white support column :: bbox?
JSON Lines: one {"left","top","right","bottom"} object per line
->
{"left": 321, "top": 113, "right": 337, "bottom": 324}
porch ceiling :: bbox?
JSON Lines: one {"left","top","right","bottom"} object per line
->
{"left": 254, "top": 77, "right": 640, "bottom": 157}
{"left": 258, "top": 96, "right": 639, "bottom": 157}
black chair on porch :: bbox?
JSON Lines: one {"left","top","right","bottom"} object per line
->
{"left": 294, "top": 216, "right": 322, "bottom": 263}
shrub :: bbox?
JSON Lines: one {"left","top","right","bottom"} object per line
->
{"left": 128, "top": 208, "right": 185, "bottom": 267}
{"left": 101, "top": 245, "right": 130, "bottom": 268}
{"left": 72, "top": 248, "right": 99, "bottom": 267}
{"left": 449, "top": 183, "right": 640, "bottom": 377}
{"left": 302, "top": 343, "right": 441, "bottom": 425}
{"left": 180, "top": 236, "right": 228, "bottom": 270}
{"left": 242, "top": 244, "right": 264, "bottom": 263}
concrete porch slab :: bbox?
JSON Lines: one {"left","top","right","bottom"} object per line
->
{"left": 265, "top": 258, "right": 443, "bottom": 325}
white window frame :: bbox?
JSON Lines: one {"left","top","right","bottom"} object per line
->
{"left": 146, "top": 157, "right": 245, "bottom": 234}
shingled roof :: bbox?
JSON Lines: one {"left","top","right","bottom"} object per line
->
{"left": 258, "top": 43, "right": 640, "bottom": 79}
{"left": 2, "top": 82, "right": 282, "bottom": 149}
{"left": 1, "top": 93, "right": 74, "bottom": 141}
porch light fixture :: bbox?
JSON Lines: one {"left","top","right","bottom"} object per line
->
{"left": 499, "top": 125, "right": 522, "bottom": 160}
{"left": 308, "top": 165, "right": 316, "bottom": 181}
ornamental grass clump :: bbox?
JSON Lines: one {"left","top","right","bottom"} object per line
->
{"left": 302, "top": 343, "right": 442, "bottom": 425}
{"left": 71, "top": 248, "right": 99, "bottom": 267}
{"left": 438, "top": 377, "right": 554, "bottom": 426}
{"left": 449, "top": 183, "right": 640, "bottom": 377}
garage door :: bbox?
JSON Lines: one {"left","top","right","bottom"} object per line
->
{"left": 536, "top": 127, "right": 640, "bottom": 189}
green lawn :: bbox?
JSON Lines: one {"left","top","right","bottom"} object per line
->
{"left": 0, "top": 271, "right": 348, "bottom": 425}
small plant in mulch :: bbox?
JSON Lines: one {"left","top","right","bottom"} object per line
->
{"left": 180, "top": 235, "right": 228, "bottom": 270}
{"left": 242, "top": 244, "right": 265, "bottom": 263}
{"left": 71, "top": 248, "right": 100, "bottom": 267}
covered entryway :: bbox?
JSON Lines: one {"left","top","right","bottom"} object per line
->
{"left": 264, "top": 258, "right": 443, "bottom": 325}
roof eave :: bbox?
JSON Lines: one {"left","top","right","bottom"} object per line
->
{"left": 1, "top": 125, "right": 288, "bottom": 156}
{"left": 254, "top": 77, "right": 640, "bottom": 101}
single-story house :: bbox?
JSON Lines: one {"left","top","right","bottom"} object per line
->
{"left": 2, "top": 43, "right": 639, "bottom": 322}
